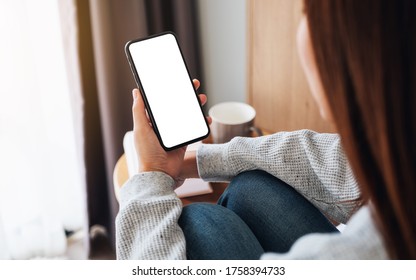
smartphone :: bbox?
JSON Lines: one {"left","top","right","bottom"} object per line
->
{"left": 125, "top": 32, "right": 210, "bottom": 151}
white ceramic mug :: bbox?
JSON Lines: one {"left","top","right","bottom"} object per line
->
{"left": 208, "top": 102, "right": 262, "bottom": 143}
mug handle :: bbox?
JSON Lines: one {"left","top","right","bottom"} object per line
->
{"left": 250, "top": 126, "right": 263, "bottom": 137}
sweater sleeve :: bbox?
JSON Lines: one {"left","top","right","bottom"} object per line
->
{"left": 115, "top": 172, "right": 186, "bottom": 260}
{"left": 197, "top": 130, "right": 361, "bottom": 224}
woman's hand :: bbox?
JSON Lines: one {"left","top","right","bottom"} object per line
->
{"left": 131, "top": 79, "right": 210, "bottom": 188}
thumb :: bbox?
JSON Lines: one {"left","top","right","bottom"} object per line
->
{"left": 132, "top": 89, "right": 150, "bottom": 132}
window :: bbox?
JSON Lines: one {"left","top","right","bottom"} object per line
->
{"left": 0, "top": 0, "right": 86, "bottom": 259}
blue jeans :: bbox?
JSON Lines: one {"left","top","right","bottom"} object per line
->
{"left": 178, "top": 170, "right": 338, "bottom": 259}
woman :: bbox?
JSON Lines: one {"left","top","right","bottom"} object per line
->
{"left": 116, "top": 0, "right": 416, "bottom": 259}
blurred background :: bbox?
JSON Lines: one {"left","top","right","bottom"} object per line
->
{"left": 0, "top": 0, "right": 247, "bottom": 259}
{"left": 0, "top": 0, "right": 330, "bottom": 259}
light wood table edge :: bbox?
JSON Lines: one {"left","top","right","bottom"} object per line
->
{"left": 113, "top": 154, "right": 128, "bottom": 202}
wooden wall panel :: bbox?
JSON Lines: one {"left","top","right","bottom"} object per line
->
{"left": 247, "top": 0, "right": 334, "bottom": 133}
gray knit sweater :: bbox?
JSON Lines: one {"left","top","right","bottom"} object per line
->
{"left": 116, "top": 130, "right": 388, "bottom": 259}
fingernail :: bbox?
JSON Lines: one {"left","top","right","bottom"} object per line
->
{"left": 132, "top": 89, "right": 138, "bottom": 100}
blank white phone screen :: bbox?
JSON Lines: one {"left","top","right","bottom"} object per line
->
{"left": 128, "top": 33, "right": 209, "bottom": 149}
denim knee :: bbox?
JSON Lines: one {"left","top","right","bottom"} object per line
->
{"left": 218, "top": 170, "right": 284, "bottom": 210}
{"left": 216, "top": 170, "right": 338, "bottom": 253}
{"left": 178, "top": 203, "right": 264, "bottom": 259}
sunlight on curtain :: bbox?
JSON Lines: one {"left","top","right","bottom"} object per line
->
{"left": 0, "top": 0, "right": 87, "bottom": 259}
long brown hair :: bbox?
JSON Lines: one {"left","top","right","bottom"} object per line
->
{"left": 304, "top": 0, "right": 416, "bottom": 259}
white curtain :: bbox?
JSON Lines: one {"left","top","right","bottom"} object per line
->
{"left": 0, "top": 0, "right": 88, "bottom": 259}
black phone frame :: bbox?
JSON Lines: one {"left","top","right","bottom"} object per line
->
{"left": 125, "top": 31, "right": 210, "bottom": 151}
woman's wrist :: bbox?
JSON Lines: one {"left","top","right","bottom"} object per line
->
{"left": 180, "top": 151, "right": 199, "bottom": 179}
